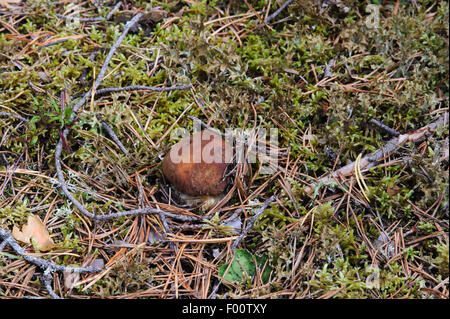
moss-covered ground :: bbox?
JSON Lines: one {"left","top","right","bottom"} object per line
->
{"left": 0, "top": 0, "right": 448, "bottom": 298}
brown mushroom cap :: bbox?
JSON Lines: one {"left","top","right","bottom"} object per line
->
{"left": 162, "top": 130, "right": 233, "bottom": 197}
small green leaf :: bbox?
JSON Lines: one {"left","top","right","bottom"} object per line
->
{"left": 51, "top": 98, "right": 60, "bottom": 113}
{"left": 64, "top": 106, "right": 72, "bottom": 120}
{"left": 31, "top": 135, "right": 38, "bottom": 145}
{"left": 219, "top": 249, "right": 272, "bottom": 284}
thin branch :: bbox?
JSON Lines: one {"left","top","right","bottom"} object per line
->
{"left": 54, "top": 161, "right": 202, "bottom": 221}
{"left": 231, "top": 195, "right": 277, "bottom": 250}
{"left": 264, "top": 0, "right": 294, "bottom": 23}
{"left": 42, "top": 268, "right": 61, "bottom": 299}
{"left": 0, "top": 240, "right": 7, "bottom": 252}
{"left": 80, "top": 50, "right": 102, "bottom": 86}
{"left": 96, "top": 114, "right": 129, "bottom": 155}
{"left": 86, "top": 84, "right": 193, "bottom": 98}
{"left": 0, "top": 228, "right": 101, "bottom": 274}
{"left": 38, "top": 39, "right": 73, "bottom": 50}
{"left": 70, "top": 12, "right": 143, "bottom": 116}
{"left": 370, "top": 118, "right": 400, "bottom": 137}
{"left": 305, "top": 113, "right": 449, "bottom": 194}
{"left": 0, "top": 112, "right": 29, "bottom": 123}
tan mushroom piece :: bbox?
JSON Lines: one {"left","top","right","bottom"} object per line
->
{"left": 162, "top": 129, "right": 233, "bottom": 209}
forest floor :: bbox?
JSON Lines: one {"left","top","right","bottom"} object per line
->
{"left": 0, "top": 0, "right": 448, "bottom": 299}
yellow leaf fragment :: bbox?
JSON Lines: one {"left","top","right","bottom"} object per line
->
{"left": 354, "top": 153, "right": 370, "bottom": 203}
{"left": 11, "top": 215, "right": 55, "bottom": 251}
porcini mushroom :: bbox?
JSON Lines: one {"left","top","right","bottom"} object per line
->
{"left": 162, "top": 129, "right": 233, "bottom": 210}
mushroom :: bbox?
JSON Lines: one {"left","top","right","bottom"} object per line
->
{"left": 162, "top": 129, "right": 233, "bottom": 210}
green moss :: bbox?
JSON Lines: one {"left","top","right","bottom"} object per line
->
{"left": 0, "top": 202, "right": 30, "bottom": 229}
{"left": 432, "top": 242, "right": 449, "bottom": 276}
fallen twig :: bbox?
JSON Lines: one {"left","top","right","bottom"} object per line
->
{"left": 305, "top": 113, "right": 448, "bottom": 194}
{"left": 84, "top": 84, "right": 193, "bottom": 97}
{"left": 42, "top": 268, "right": 61, "bottom": 299}
{"left": 264, "top": 0, "right": 294, "bottom": 23}
{"left": 80, "top": 50, "right": 102, "bottom": 86}
{"left": 231, "top": 195, "right": 277, "bottom": 250}
{"left": 96, "top": 114, "right": 129, "bottom": 155}
{"left": 55, "top": 163, "right": 204, "bottom": 221}
{"left": 0, "top": 229, "right": 101, "bottom": 274}
{"left": 69, "top": 12, "right": 143, "bottom": 117}
{"left": 370, "top": 118, "right": 400, "bottom": 137}
{"left": 37, "top": 38, "right": 73, "bottom": 50}
{"left": 0, "top": 228, "right": 101, "bottom": 298}
{"left": 0, "top": 111, "right": 29, "bottom": 123}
